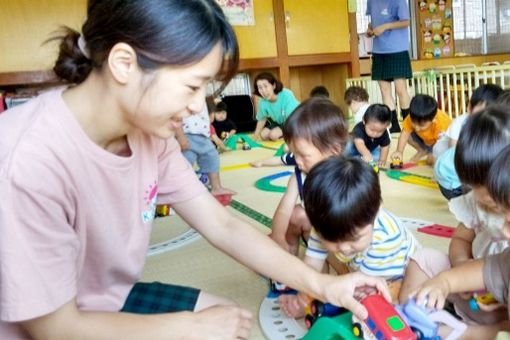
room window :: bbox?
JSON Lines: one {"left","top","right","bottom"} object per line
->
{"left": 356, "top": 0, "right": 510, "bottom": 57}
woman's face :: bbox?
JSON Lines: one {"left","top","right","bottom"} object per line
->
{"left": 256, "top": 79, "right": 276, "bottom": 100}
{"left": 127, "top": 43, "right": 223, "bottom": 139}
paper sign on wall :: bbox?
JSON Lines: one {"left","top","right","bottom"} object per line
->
{"left": 216, "top": 0, "right": 255, "bottom": 26}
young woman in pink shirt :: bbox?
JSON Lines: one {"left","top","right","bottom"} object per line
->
{"left": 0, "top": 1, "right": 390, "bottom": 339}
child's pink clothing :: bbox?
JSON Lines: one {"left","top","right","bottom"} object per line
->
{"left": 0, "top": 89, "right": 206, "bottom": 338}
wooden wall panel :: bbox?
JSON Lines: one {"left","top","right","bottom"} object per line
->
{"left": 0, "top": 0, "right": 87, "bottom": 72}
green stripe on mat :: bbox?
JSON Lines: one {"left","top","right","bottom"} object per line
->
{"left": 230, "top": 199, "right": 272, "bottom": 228}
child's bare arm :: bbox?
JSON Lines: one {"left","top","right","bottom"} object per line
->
{"left": 449, "top": 223, "right": 475, "bottom": 267}
{"left": 413, "top": 258, "right": 485, "bottom": 310}
{"left": 175, "top": 127, "right": 189, "bottom": 150}
{"left": 353, "top": 138, "right": 374, "bottom": 162}
{"left": 391, "top": 130, "right": 411, "bottom": 160}
{"left": 379, "top": 145, "right": 390, "bottom": 167}
{"left": 211, "top": 134, "right": 228, "bottom": 152}
{"left": 253, "top": 119, "right": 267, "bottom": 140}
{"left": 229, "top": 129, "right": 237, "bottom": 136}
{"left": 270, "top": 174, "right": 300, "bottom": 250}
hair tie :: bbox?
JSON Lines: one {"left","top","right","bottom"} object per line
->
{"left": 77, "top": 35, "right": 91, "bottom": 59}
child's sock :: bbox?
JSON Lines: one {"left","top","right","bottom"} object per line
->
{"left": 389, "top": 109, "right": 401, "bottom": 133}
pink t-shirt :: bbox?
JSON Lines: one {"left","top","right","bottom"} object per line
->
{"left": 0, "top": 89, "right": 206, "bottom": 338}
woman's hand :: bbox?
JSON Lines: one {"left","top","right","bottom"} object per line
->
{"left": 319, "top": 272, "right": 391, "bottom": 320}
{"left": 193, "top": 305, "right": 253, "bottom": 340}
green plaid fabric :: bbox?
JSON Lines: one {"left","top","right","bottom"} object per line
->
{"left": 371, "top": 51, "right": 413, "bottom": 81}
{"left": 121, "top": 282, "right": 200, "bottom": 314}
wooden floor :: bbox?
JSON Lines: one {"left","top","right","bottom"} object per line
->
{"left": 142, "top": 137, "right": 457, "bottom": 339}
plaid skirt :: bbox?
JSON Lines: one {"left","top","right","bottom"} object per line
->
{"left": 121, "top": 282, "right": 200, "bottom": 314}
{"left": 371, "top": 51, "right": 412, "bottom": 81}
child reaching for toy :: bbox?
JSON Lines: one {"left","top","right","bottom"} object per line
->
{"left": 345, "top": 103, "right": 392, "bottom": 168}
{"left": 391, "top": 94, "right": 451, "bottom": 165}
{"left": 269, "top": 97, "right": 349, "bottom": 255}
{"left": 279, "top": 156, "right": 418, "bottom": 318}
{"left": 400, "top": 106, "right": 510, "bottom": 330}
{"left": 411, "top": 145, "right": 510, "bottom": 339}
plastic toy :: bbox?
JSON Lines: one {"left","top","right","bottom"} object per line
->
{"left": 390, "top": 158, "right": 404, "bottom": 169}
{"left": 384, "top": 169, "right": 439, "bottom": 190}
{"left": 213, "top": 193, "right": 232, "bottom": 206}
{"left": 302, "top": 312, "right": 363, "bottom": 340}
{"left": 396, "top": 298, "right": 467, "bottom": 340}
{"left": 469, "top": 291, "right": 497, "bottom": 311}
{"left": 304, "top": 300, "right": 345, "bottom": 328}
{"left": 360, "top": 294, "right": 417, "bottom": 340}
{"left": 155, "top": 204, "right": 174, "bottom": 217}
{"left": 368, "top": 160, "right": 380, "bottom": 174}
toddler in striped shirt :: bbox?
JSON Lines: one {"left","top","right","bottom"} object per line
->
{"left": 279, "top": 156, "right": 418, "bottom": 318}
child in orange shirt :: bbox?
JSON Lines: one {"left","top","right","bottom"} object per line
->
{"left": 391, "top": 94, "right": 451, "bottom": 165}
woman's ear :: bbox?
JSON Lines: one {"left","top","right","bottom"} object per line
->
{"left": 107, "top": 42, "right": 139, "bottom": 84}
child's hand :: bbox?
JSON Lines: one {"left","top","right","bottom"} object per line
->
{"left": 278, "top": 293, "right": 308, "bottom": 318}
{"left": 411, "top": 274, "right": 450, "bottom": 310}
{"left": 378, "top": 160, "right": 387, "bottom": 168}
{"left": 477, "top": 301, "right": 507, "bottom": 312}
{"left": 391, "top": 151, "right": 403, "bottom": 161}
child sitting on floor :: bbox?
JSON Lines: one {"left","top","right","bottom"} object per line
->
{"left": 400, "top": 106, "right": 510, "bottom": 333}
{"left": 434, "top": 84, "right": 503, "bottom": 200}
{"left": 412, "top": 144, "right": 510, "bottom": 339}
{"left": 344, "top": 86, "right": 370, "bottom": 124}
{"left": 211, "top": 101, "right": 237, "bottom": 141}
{"left": 279, "top": 156, "right": 418, "bottom": 317}
{"left": 391, "top": 94, "right": 451, "bottom": 165}
{"left": 345, "top": 103, "right": 392, "bottom": 168}
{"left": 269, "top": 97, "right": 349, "bottom": 255}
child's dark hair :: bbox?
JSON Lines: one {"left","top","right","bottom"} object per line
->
{"left": 303, "top": 157, "right": 381, "bottom": 241}
{"left": 310, "top": 85, "right": 330, "bottom": 98}
{"left": 283, "top": 97, "right": 348, "bottom": 153}
{"left": 253, "top": 72, "right": 283, "bottom": 96}
{"left": 496, "top": 90, "right": 510, "bottom": 107}
{"left": 455, "top": 105, "right": 510, "bottom": 187}
{"left": 488, "top": 145, "right": 510, "bottom": 209}
{"left": 213, "top": 101, "right": 228, "bottom": 113}
{"left": 52, "top": 0, "right": 239, "bottom": 87}
{"left": 409, "top": 94, "right": 438, "bottom": 124}
{"left": 363, "top": 104, "right": 391, "bottom": 124}
{"left": 344, "top": 86, "right": 369, "bottom": 105}
{"left": 469, "top": 84, "right": 503, "bottom": 110}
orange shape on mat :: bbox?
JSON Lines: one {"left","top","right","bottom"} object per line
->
{"left": 214, "top": 194, "right": 233, "bottom": 206}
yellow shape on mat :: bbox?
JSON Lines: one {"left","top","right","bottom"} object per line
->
{"left": 220, "top": 163, "right": 252, "bottom": 172}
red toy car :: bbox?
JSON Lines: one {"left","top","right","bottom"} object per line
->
{"left": 361, "top": 295, "right": 416, "bottom": 340}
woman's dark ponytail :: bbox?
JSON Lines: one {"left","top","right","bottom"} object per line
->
{"left": 52, "top": 27, "right": 93, "bottom": 84}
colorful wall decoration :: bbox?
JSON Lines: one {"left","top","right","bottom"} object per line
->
{"left": 418, "top": 0, "right": 454, "bottom": 59}
{"left": 215, "top": 0, "right": 255, "bottom": 26}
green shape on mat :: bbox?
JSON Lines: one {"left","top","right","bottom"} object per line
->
{"left": 273, "top": 143, "right": 285, "bottom": 156}
{"left": 224, "top": 134, "right": 263, "bottom": 150}
{"left": 230, "top": 199, "right": 272, "bottom": 228}
{"left": 254, "top": 171, "right": 292, "bottom": 193}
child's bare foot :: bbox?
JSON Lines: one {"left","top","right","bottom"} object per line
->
{"left": 250, "top": 160, "right": 263, "bottom": 167}
{"left": 210, "top": 187, "right": 237, "bottom": 196}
